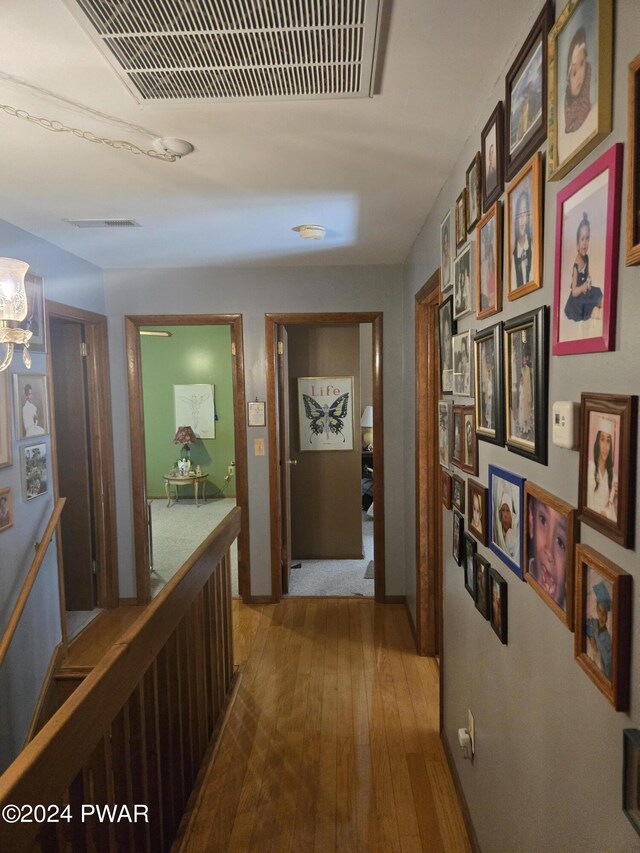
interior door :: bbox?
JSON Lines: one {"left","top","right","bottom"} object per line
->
{"left": 278, "top": 325, "right": 293, "bottom": 592}
{"left": 50, "top": 318, "right": 95, "bottom": 611}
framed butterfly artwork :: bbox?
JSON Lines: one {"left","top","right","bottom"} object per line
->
{"left": 297, "top": 376, "right": 354, "bottom": 451}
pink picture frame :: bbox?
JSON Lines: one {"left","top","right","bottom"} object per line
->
{"left": 552, "top": 143, "right": 623, "bottom": 356}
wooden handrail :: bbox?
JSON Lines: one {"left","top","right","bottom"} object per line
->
{"left": 0, "top": 497, "right": 66, "bottom": 669}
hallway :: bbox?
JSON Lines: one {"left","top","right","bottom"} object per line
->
{"left": 179, "top": 598, "right": 472, "bottom": 852}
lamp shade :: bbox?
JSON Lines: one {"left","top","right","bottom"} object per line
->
{"left": 361, "top": 406, "right": 374, "bottom": 428}
{"left": 0, "top": 258, "right": 29, "bottom": 322}
{"left": 173, "top": 426, "right": 198, "bottom": 446}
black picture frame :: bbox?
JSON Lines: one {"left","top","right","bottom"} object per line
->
{"left": 453, "top": 509, "right": 464, "bottom": 566}
{"left": 489, "top": 566, "right": 508, "bottom": 644}
{"left": 438, "top": 295, "right": 457, "bottom": 395}
{"left": 475, "top": 553, "right": 491, "bottom": 619}
{"left": 481, "top": 101, "right": 505, "bottom": 211}
{"left": 464, "top": 532, "right": 477, "bottom": 599}
{"left": 623, "top": 729, "right": 640, "bottom": 837}
{"left": 466, "top": 152, "right": 482, "bottom": 233}
{"left": 474, "top": 321, "right": 504, "bottom": 446}
{"left": 452, "top": 474, "right": 465, "bottom": 512}
{"left": 504, "top": 306, "right": 548, "bottom": 465}
{"left": 504, "top": 1, "right": 553, "bottom": 181}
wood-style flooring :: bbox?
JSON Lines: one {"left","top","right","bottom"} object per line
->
{"left": 178, "top": 598, "right": 472, "bottom": 852}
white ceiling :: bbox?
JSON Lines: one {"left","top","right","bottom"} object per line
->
{"left": 1, "top": 0, "right": 537, "bottom": 270}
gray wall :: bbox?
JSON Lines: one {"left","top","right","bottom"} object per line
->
{"left": 0, "top": 218, "right": 104, "bottom": 771}
{"left": 104, "top": 264, "right": 405, "bottom": 598}
{"left": 403, "top": 1, "right": 640, "bottom": 850}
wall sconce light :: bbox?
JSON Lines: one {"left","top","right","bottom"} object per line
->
{"left": 0, "top": 257, "right": 32, "bottom": 372}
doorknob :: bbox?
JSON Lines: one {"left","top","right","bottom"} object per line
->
{"left": 287, "top": 459, "right": 298, "bottom": 466}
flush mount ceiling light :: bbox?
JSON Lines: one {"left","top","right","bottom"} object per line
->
{"left": 152, "top": 138, "right": 195, "bottom": 158}
{"left": 293, "top": 225, "right": 326, "bottom": 240}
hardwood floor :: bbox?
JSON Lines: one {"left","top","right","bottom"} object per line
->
{"left": 179, "top": 598, "right": 472, "bottom": 853}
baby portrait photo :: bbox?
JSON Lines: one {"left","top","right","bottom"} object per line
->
{"left": 490, "top": 465, "right": 525, "bottom": 578}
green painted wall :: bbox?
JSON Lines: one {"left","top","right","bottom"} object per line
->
{"left": 140, "top": 325, "right": 235, "bottom": 498}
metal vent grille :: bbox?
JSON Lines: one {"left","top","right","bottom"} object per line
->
{"left": 65, "top": 0, "right": 383, "bottom": 101}
{"left": 65, "top": 219, "right": 141, "bottom": 228}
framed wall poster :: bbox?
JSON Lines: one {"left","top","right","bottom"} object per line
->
{"left": 440, "top": 210, "right": 453, "bottom": 292}
{"left": 489, "top": 567, "right": 508, "bottom": 644}
{"left": 504, "top": 306, "right": 548, "bottom": 465}
{"left": 0, "top": 486, "right": 13, "bottom": 532}
{"left": 577, "top": 392, "right": 637, "bottom": 548}
{"left": 297, "top": 376, "right": 353, "bottom": 451}
{"left": 547, "top": 0, "right": 613, "bottom": 181}
{"left": 475, "top": 553, "right": 491, "bottom": 619}
{"left": 438, "top": 400, "right": 452, "bottom": 468}
{"left": 552, "top": 143, "right": 623, "bottom": 355}
{"left": 441, "top": 470, "right": 452, "bottom": 510}
{"left": 248, "top": 400, "right": 266, "bottom": 427}
{"left": 475, "top": 202, "right": 502, "bottom": 320}
{"left": 16, "top": 273, "right": 46, "bottom": 354}
{"left": 174, "top": 383, "right": 216, "bottom": 438}
{"left": 455, "top": 190, "right": 467, "bottom": 251}
{"left": 438, "top": 295, "right": 457, "bottom": 394}
{"left": 464, "top": 533, "right": 477, "bottom": 599}
{"left": 13, "top": 373, "right": 49, "bottom": 440}
{"left": 524, "top": 482, "right": 579, "bottom": 630}
{"left": 623, "top": 729, "right": 640, "bottom": 837}
{"left": 452, "top": 330, "right": 473, "bottom": 397}
{"left": 466, "top": 153, "right": 482, "bottom": 233}
{"left": 453, "top": 509, "right": 464, "bottom": 566}
{"left": 506, "top": 152, "right": 543, "bottom": 301}
{"left": 468, "top": 479, "right": 488, "bottom": 545}
{"left": 20, "top": 443, "right": 48, "bottom": 501}
{"left": 474, "top": 322, "right": 504, "bottom": 447}
{"left": 574, "top": 544, "right": 631, "bottom": 710}
{"left": 489, "top": 464, "right": 525, "bottom": 579}
{"left": 481, "top": 102, "right": 504, "bottom": 210}
{"left": 0, "top": 372, "right": 11, "bottom": 468}
{"left": 505, "top": 2, "right": 553, "bottom": 181}
{"left": 452, "top": 474, "right": 465, "bottom": 512}
{"left": 626, "top": 54, "right": 640, "bottom": 265}
{"left": 453, "top": 243, "right": 474, "bottom": 321}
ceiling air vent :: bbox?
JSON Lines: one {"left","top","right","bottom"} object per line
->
{"left": 64, "top": 0, "right": 384, "bottom": 102}
{"left": 65, "top": 219, "right": 141, "bottom": 228}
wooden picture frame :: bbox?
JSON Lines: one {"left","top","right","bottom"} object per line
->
{"left": 552, "top": 143, "right": 623, "bottom": 355}
{"left": 438, "top": 295, "right": 457, "bottom": 394}
{"left": 475, "top": 201, "right": 502, "bottom": 319}
{"left": 468, "top": 479, "right": 488, "bottom": 545}
{"left": 474, "top": 321, "right": 504, "bottom": 447}
{"left": 455, "top": 190, "right": 467, "bottom": 250}
{"left": 438, "top": 400, "right": 452, "bottom": 469}
{"left": 547, "top": 0, "right": 613, "bottom": 181}
{"left": 441, "top": 470, "right": 452, "bottom": 509}
{"left": 0, "top": 486, "right": 13, "bottom": 533}
{"left": 489, "top": 464, "right": 525, "bottom": 580}
{"left": 626, "top": 54, "right": 640, "bottom": 265}
{"left": 489, "top": 567, "right": 508, "bottom": 644}
{"left": 577, "top": 392, "right": 637, "bottom": 549}
{"left": 623, "top": 729, "right": 640, "bottom": 837}
{"left": 504, "top": 306, "right": 548, "bottom": 465}
{"left": 475, "top": 553, "right": 491, "bottom": 618}
{"left": 464, "top": 532, "right": 477, "bottom": 599}
{"left": 452, "top": 330, "right": 473, "bottom": 397}
{"left": 505, "top": 2, "right": 553, "bottom": 181}
{"left": 466, "top": 153, "right": 482, "bottom": 233}
{"left": 13, "top": 373, "right": 49, "bottom": 440}
{"left": 0, "top": 372, "right": 11, "bottom": 468}
{"left": 453, "top": 509, "right": 464, "bottom": 566}
{"left": 452, "top": 474, "right": 465, "bottom": 512}
{"left": 506, "top": 152, "right": 543, "bottom": 301}
{"left": 524, "top": 482, "right": 579, "bottom": 629}
{"left": 481, "top": 102, "right": 504, "bottom": 210}
{"left": 574, "top": 544, "right": 631, "bottom": 710}
{"left": 16, "top": 273, "right": 47, "bottom": 355}
{"left": 452, "top": 405, "right": 477, "bottom": 475}
{"left": 440, "top": 210, "right": 453, "bottom": 292}
{"left": 453, "top": 243, "right": 474, "bottom": 321}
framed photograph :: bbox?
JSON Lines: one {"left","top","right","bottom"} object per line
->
{"left": 452, "top": 474, "right": 465, "bottom": 512}
{"left": 547, "top": 0, "right": 613, "bottom": 181}
{"left": 489, "top": 567, "right": 508, "bottom": 644}
{"left": 452, "top": 405, "right": 463, "bottom": 468}
{"left": 20, "top": 443, "right": 49, "bottom": 501}
{"left": 452, "top": 330, "right": 473, "bottom": 397}
{"left": 468, "top": 479, "right": 488, "bottom": 545}
{"left": 504, "top": 306, "right": 548, "bottom": 465}
{"left": 0, "top": 487, "right": 13, "bottom": 532}
{"left": 440, "top": 210, "right": 453, "bottom": 292}
{"left": 16, "top": 273, "right": 46, "bottom": 354}
{"left": 481, "top": 102, "right": 504, "bottom": 210}
{"left": 174, "top": 383, "right": 216, "bottom": 438}
{"left": 577, "top": 393, "right": 638, "bottom": 548}
{"left": 524, "top": 482, "right": 579, "bottom": 629}
{"left": 0, "top": 372, "right": 11, "bottom": 468}
{"left": 626, "top": 54, "right": 640, "bottom": 266}
{"left": 297, "top": 376, "right": 353, "bottom": 451}
{"left": 623, "top": 729, "right": 640, "bottom": 837}
{"left": 574, "top": 544, "right": 631, "bottom": 710}
{"left": 441, "top": 470, "right": 452, "bottom": 510}
{"left": 505, "top": 2, "right": 553, "bottom": 180}
{"left": 552, "top": 143, "right": 623, "bottom": 355}
{"left": 474, "top": 322, "right": 504, "bottom": 446}
{"left": 438, "top": 295, "right": 457, "bottom": 394}
{"left": 464, "top": 533, "right": 477, "bottom": 599}
{"left": 453, "top": 243, "right": 474, "bottom": 321}
{"left": 461, "top": 407, "right": 478, "bottom": 475}
{"left": 438, "top": 400, "right": 452, "bottom": 469}
{"left": 475, "top": 553, "right": 491, "bottom": 618}
{"left": 489, "top": 465, "right": 525, "bottom": 579}
{"left": 475, "top": 202, "right": 502, "bottom": 319}
{"left": 13, "top": 374, "right": 49, "bottom": 440}
{"left": 455, "top": 190, "right": 467, "bottom": 251}
{"left": 248, "top": 400, "right": 266, "bottom": 427}
{"left": 453, "top": 509, "right": 464, "bottom": 566}
{"left": 466, "top": 153, "right": 482, "bottom": 233}
{"left": 506, "top": 153, "right": 543, "bottom": 301}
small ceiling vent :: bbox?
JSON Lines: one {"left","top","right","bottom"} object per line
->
{"left": 64, "top": 0, "right": 384, "bottom": 102}
{"left": 65, "top": 218, "right": 141, "bottom": 228}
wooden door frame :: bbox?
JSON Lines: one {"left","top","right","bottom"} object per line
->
{"left": 265, "top": 311, "right": 386, "bottom": 602}
{"left": 46, "top": 301, "right": 119, "bottom": 646}
{"left": 414, "top": 271, "right": 443, "bottom": 656}
{"left": 125, "top": 314, "right": 250, "bottom": 604}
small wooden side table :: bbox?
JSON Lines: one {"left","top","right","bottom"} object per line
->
{"left": 163, "top": 473, "right": 209, "bottom": 507}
